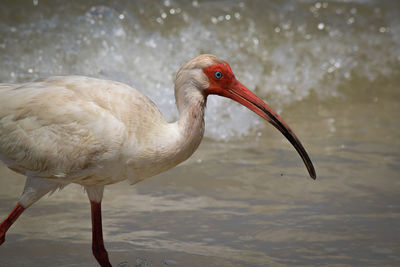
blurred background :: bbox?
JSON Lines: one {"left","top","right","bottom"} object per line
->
{"left": 0, "top": 0, "right": 399, "bottom": 266}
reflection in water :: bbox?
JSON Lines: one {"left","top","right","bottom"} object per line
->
{"left": 1, "top": 0, "right": 400, "bottom": 266}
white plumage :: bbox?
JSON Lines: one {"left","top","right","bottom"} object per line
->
{"left": 0, "top": 55, "right": 315, "bottom": 266}
{"left": 1, "top": 76, "right": 189, "bottom": 186}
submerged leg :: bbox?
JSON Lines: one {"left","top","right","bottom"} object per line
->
{"left": 0, "top": 176, "right": 60, "bottom": 245}
{"left": 87, "top": 186, "right": 112, "bottom": 267}
{"left": 0, "top": 203, "right": 25, "bottom": 245}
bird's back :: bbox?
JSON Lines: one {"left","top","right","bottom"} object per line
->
{"left": 0, "top": 76, "right": 168, "bottom": 185}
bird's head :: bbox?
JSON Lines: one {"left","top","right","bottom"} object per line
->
{"left": 176, "top": 54, "right": 316, "bottom": 179}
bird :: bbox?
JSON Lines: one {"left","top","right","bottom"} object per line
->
{"left": 0, "top": 54, "right": 316, "bottom": 266}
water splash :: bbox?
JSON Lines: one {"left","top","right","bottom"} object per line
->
{"left": 0, "top": 0, "right": 399, "bottom": 140}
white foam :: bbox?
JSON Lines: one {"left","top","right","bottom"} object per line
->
{"left": 0, "top": 1, "right": 398, "bottom": 140}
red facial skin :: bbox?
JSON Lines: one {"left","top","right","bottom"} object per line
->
{"left": 203, "top": 63, "right": 316, "bottom": 180}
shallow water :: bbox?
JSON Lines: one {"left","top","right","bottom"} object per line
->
{"left": 1, "top": 0, "right": 400, "bottom": 266}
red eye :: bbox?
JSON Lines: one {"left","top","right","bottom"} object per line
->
{"left": 214, "top": 71, "right": 223, "bottom": 79}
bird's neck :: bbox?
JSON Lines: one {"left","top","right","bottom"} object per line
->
{"left": 175, "top": 87, "right": 206, "bottom": 161}
{"left": 123, "top": 88, "right": 206, "bottom": 183}
{"left": 123, "top": 84, "right": 207, "bottom": 183}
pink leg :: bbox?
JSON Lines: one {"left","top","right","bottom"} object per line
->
{"left": 90, "top": 200, "right": 112, "bottom": 267}
{"left": 0, "top": 203, "right": 25, "bottom": 245}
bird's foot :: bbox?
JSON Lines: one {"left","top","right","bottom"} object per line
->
{"left": 0, "top": 234, "right": 5, "bottom": 246}
{"left": 93, "top": 244, "right": 112, "bottom": 267}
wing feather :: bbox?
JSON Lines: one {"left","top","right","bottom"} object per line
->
{"left": 0, "top": 76, "right": 146, "bottom": 180}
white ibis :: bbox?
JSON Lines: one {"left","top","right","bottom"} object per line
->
{"left": 0, "top": 54, "right": 315, "bottom": 266}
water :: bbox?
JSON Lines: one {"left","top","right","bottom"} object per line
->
{"left": 0, "top": 0, "right": 399, "bottom": 266}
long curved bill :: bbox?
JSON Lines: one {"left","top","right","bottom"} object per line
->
{"left": 211, "top": 79, "right": 316, "bottom": 179}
